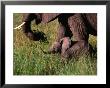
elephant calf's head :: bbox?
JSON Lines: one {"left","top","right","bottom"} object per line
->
{"left": 60, "top": 37, "right": 71, "bottom": 55}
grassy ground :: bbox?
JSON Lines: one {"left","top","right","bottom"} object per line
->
{"left": 13, "top": 13, "right": 97, "bottom": 75}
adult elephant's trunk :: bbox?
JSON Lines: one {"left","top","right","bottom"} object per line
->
{"left": 14, "top": 13, "right": 61, "bottom": 41}
{"left": 22, "top": 13, "right": 61, "bottom": 41}
{"left": 22, "top": 13, "right": 42, "bottom": 41}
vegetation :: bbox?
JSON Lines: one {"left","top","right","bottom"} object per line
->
{"left": 13, "top": 13, "right": 97, "bottom": 75}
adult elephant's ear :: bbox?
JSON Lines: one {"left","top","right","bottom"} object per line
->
{"left": 42, "top": 13, "right": 60, "bottom": 23}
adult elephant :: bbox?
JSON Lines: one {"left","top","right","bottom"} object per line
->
{"left": 16, "top": 13, "right": 97, "bottom": 59}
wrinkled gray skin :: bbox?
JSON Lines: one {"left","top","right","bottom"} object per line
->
{"left": 22, "top": 13, "right": 97, "bottom": 59}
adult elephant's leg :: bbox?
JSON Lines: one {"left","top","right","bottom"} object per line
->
{"left": 61, "top": 14, "right": 90, "bottom": 59}
{"left": 49, "top": 14, "right": 72, "bottom": 53}
{"left": 61, "top": 40, "right": 90, "bottom": 59}
{"left": 56, "top": 14, "right": 73, "bottom": 42}
{"left": 68, "top": 14, "right": 89, "bottom": 41}
{"left": 22, "top": 13, "right": 41, "bottom": 40}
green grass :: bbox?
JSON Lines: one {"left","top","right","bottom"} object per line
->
{"left": 13, "top": 13, "right": 97, "bottom": 75}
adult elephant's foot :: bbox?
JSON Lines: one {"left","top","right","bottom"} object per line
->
{"left": 61, "top": 40, "right": 92, "bottom": 59}
{"left": 48, "top": 41, "right": 62, "bottom": 54}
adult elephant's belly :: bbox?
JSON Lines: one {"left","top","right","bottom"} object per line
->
{"left": 42, "top": 13, "right": 60, "bottom": 23}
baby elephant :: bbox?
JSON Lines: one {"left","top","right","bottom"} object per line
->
{"left": 60, "top": 37, "right": 72, "bottom": 60}
{"left": 48, "top": 37, "right": 71, "bottom": 55}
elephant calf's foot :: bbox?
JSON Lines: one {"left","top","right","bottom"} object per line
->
{"left": 48, "top": 42, "right": 61, "bottom": 54}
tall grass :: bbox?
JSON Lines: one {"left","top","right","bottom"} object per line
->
{"left": 13, "top": 13, "right": 97, "bottom": 75}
